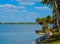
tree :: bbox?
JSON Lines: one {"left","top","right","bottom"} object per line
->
{"left": 41, "top": 0, "right": 60, "bottom": 32}
{"left": 36, "top": 18, "right": 44, "bottom": 25}
{"left": 36, "top": 16, "right": 54, "bottom": 33}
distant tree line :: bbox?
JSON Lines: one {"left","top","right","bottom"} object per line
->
{"left": 0, "top": 22, "right": 36, "bottom": 24}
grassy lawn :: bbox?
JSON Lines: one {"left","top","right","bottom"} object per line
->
{"left": 42, "top": 32, "right": 60, "bottom": 44}
{"left": 51, "top": 41, "right": 60, "bottom": 44}
{"left": 43, "top": 41, "right": 60, "bottom": 44}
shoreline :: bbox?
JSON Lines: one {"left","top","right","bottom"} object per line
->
{"left": 0, "top": 22, "right": 37, "bottom": 24}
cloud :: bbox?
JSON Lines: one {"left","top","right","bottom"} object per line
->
{"left": 35, "top": 6, "right": 50, "bottom": 10}
{"left": 15, "top": 0, "right": 41, "bottom": 2}
{"left": 0, "top": 4, "right": 29, "bottom": 22}
{"left": 25, "top": 12, "right": 39, "bottom": 18}
{"left": 0, "top": 4, "right": 16, "bottom": 8}
{"left": 15, "top": 0, "right": 36, "bottom": 6}
{"left": 0, "top": 4, "right": 26, "bottom": 9}
{"left": 28, "top": 12, "right": 38, "bottom": 15}
{"left": 19, "top": 2, "right": 35, "bottom": 5}
{"left": 5, "top": 10, "right": 19, "bottom": 12}
{"left": 21, "top": 10, "right": 27, "bottom": 12}
{"left": 0, "top": 4, "right": 26, "bottom": 14}
{"left": 18, "top": 6, "right": 26, "bottom": 8}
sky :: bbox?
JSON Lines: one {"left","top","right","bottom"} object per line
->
{"left": 0, "top": 0, "right": 52, "bottom": 22}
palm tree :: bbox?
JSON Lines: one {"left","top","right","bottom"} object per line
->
{"left": 41, "top": 0, "right": 60, "bottom": 32}
{"left": 45, "top": 16, "right": 54, "bottom": 33}
{"left": 36, "top": 18, "right": 44, "bottom": 25}
{"left": 36, "top": 15, "right": 55, "bottom": 34}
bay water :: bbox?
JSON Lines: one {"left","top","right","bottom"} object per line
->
{"left": 0, "top": 24, "right": 42, "bottom": 44}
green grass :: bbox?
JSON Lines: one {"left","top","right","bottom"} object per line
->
{"left": 43, "top": 41, "right": 60, "bottom": 44}
{"left": 51, "top": 41, "right": 60, "bottom": 44}
{"left": 42, "top": 32, "right": 60, "bottom": 44}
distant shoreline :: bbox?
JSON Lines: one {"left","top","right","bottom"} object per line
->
{"left": 0, "top": 22, "right": 37, "bottom": 24}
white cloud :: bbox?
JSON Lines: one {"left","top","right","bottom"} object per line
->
{"left": 5, "top": 10, "right": 19, "bottom": 12}
{"left": 0, "top": 4, "right": 26, "bottom": 13}
{"left": 15, "top": 0, "right": 36, "bottom": 6}
{"left": 0, "top": 4, "right": 16, "bottom": 8}
{"left": 21, "top": 10, "right": 27, "bottom": 12}
{"left": 25, "top": 12, "right": 39, "bottom": 19}
{"left": 0, "top": 4, "right": 26, "bottom": 9}
{"left": 15, "top": 0, "right": 41, "bottom": 2}
{"left": 28, "top": 12, "right": 38, "bottom": 15}
{"left": 19, "top": 2, "right": 35, "bottom": 5}
{"left": 35, "top": 6, "right": 50, "bottom": 10}
{"left": 18, "top": 6, "right": 26, "bottom": 8}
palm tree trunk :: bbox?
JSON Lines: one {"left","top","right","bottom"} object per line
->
{"left": 54, "top": 0, "right": 60, "bottom": 32}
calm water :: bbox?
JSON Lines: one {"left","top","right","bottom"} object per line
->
{"left": 0, "top": 24, "right": 42, "bottom": 44}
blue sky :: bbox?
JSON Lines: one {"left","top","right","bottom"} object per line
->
{"left": 0, "top": 0, "right": 52, "bottom": 22}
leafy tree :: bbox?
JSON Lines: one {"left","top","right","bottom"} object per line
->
{"left": 41, "top": 0, "right": 60, "bottom": 32}
{"left": 36, "top": 15, "right": 54, "bottom": 33}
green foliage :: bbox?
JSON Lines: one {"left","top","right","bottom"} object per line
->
{"left": 36, "top": 18, "right": 44, "bottom": 25}
{"left": 36, "top": 15, "right": 54, "bottom": 25}
{"left": 36, "top": 15, "right": 54, "bottom": 33}
{"left": 41, "top": 0, "right": 54, "bottom": 5}
{"left": 43, "top": 32, "right": 60, "bottom": 44}
{"left": 41, "top": 0, "right": 60, "bottom": 31}
{"left": 42, "top": 26, "right": 46, "bottom": 32}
